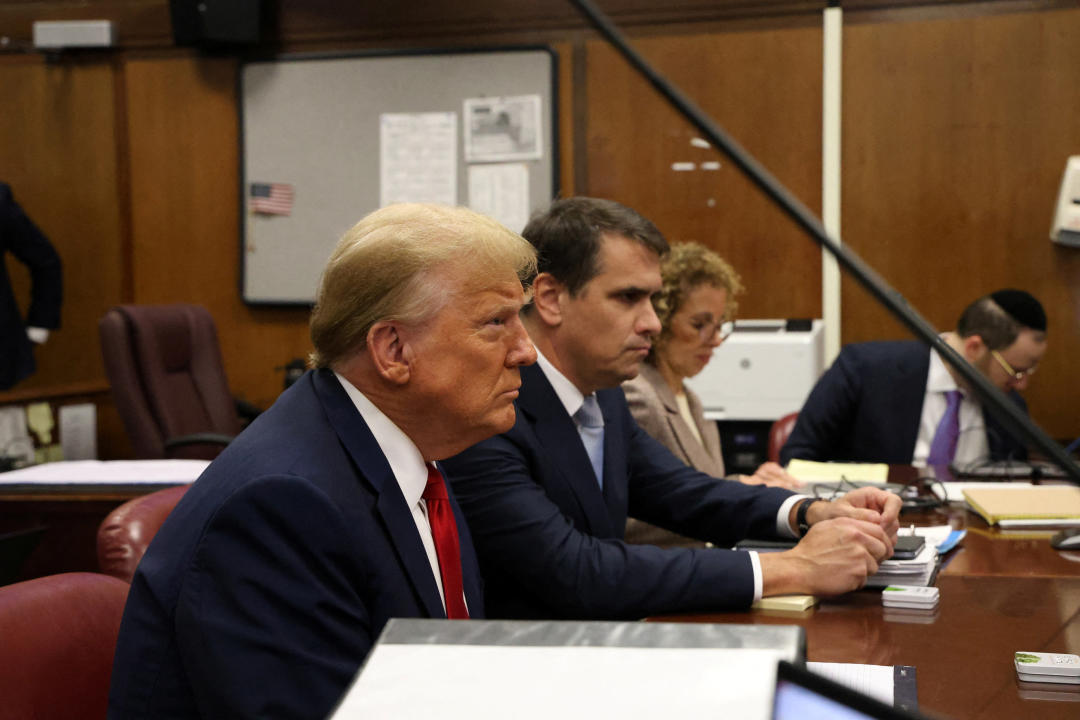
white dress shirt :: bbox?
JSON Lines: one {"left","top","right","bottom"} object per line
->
{"left": 911, "top": 349, "right": 990, "bottom": 468}
{"left": 333, "top": 372, "right": 453, "bottom": 611}
{"left": 533, "top": 351, "right": 803, "bottom": 601}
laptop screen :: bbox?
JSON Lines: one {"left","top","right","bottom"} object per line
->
{"left": 773, "top": 662, "right": 928, "bottom": 720}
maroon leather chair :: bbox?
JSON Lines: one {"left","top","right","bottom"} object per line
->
{"left": 97, "top": 484, "right": 191, "bottom": 583}
{"left": 0, "top": 572, "right": 129, "bottom": 719}
{"left": 768, "top": 412, "right": 799, "bottom": 464}
{"left": 99, "top": 304, "right": 241, "bottom": 460}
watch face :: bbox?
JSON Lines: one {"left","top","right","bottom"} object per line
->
{"left": 796, "top": 500, "right": 814, "bottom": 534}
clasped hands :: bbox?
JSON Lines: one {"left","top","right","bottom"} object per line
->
{"left": 760, "top": 487, "right": 902, "bottom": 598}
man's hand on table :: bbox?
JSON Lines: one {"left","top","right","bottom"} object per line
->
{"left": 761, "top": 488, "right": 902, "bottom": 598}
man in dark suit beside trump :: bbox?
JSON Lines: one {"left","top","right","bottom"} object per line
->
{"left": 443, "top": 196, "right": 901, "bottom": 621}
{"left": 108, "top": 203, "right": 538, "bottom": 718}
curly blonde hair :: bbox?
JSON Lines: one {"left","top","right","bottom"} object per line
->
{"left": 650, "top": 242, "right": 744, "bottom": 360}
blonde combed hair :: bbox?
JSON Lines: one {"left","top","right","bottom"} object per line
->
{"left": 309, "top": 203, "right": 536, "bottom": 369}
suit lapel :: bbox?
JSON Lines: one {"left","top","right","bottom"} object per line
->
{"left": 311, "top": 369, "right": 446, "bottom": 619}
{"left": 684, "top": 386, "right": 724, "bottom": 473}
{"left": 518, "top": 365, "right": 614, "bottom": 537}
{"left": 597, "top": 388, "right": 628, "bottom": 528}
{"left": 639, "top": 364, "right": 720, "bottom": 475}
{"left": 890, "top": 344, "right": 931, "bottom": 461}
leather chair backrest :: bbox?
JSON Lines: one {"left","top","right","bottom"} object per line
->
{"left": 0, "top": 572, "right": 129, "bottom": 719}
{"left": 100, "top": 304, "right": 239, "bottom": 459}
{"left": 768, "top": 412, "right": 800, "bottom": 464}
{"left": 97, "top": 484, "right": 191, "bottom": 583}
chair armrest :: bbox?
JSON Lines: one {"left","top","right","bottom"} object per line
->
{"left": 163, "top": 432, "right": 234, "bottom": 453}
{"left": 235, "top": 398, "right": 262, "bottom": 425}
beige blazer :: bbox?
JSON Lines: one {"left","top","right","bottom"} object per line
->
{"left": 621, "top": 363, "right": 726, "bottom": 547}
{"left": 623, "top": 363, "right": 725, "bottom": 476}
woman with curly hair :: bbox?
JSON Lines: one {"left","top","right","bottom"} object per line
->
{"left": 622, "top": 241, "right": 802, "bottom": 547}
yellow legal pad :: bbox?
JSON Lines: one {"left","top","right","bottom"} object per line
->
{"left": 785, "top": 459, "right": 889, "bottom": 484}
{"left": 962, "top": 485, "right": 1080, "bottom": 525}
{"left": 751, "top": 595, "right": 819, "bottom": 612}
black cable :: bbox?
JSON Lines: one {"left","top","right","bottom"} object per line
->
{"left": 567, "top": 0, "right": 1080, "bottom": 485}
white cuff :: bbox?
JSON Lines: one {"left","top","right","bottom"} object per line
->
{"left": 748, "top": 550, "right": 763, "bottom": 602}
{"left": 777, "top": 494, "right": 811, "bottom": 538}
{"left": 26, "top": 327, "right": 49, "bottom": 344}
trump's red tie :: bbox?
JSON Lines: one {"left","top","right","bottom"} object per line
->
{"left": 422, "top": 464, "right": 469, "bottom": 619}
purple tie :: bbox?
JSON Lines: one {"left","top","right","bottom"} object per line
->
{"left": 927, "top": 390, "right": 962, "bottom": 466}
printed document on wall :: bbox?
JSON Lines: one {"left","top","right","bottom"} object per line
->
{"left": 379, "top": 112, "right": 457, "bottom": 207}
{"left": 468, "top": 163, "right": 530, "bottom": 233}
{"left": 464, "top": 95, "right": 542, "bottom": 162}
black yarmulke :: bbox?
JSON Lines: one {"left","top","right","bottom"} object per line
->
{"left": 990, "top": 289, "right": 1047, "bottom": 332}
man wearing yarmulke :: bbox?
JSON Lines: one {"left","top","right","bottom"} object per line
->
{"left": 781, "top": 289, "right": 1047, "bottom": 468}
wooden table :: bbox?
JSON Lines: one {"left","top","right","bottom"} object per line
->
{"left": 654, "top": 478, "right": 1080, "bottom": 719}
{"left": 0, "top": 484, "right": 185, "bottom": 581}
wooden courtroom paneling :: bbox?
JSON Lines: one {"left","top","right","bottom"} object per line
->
{"left": 842, "top": 7, "right": 1080, "bottom": 439}
{"left": 0, "top": 0, "right": 830, "bottom": 50}
{"left": 584, "top": 26, "right": 823, "bottom": 321}
{"left": 0, "top": 56, "right": 125, "bottom": 393}
{"left": 4, "top": 0, "right": 1079, "bottom": 453}
{"left": 123, "top": 56, "right": 312, "bottom": 411}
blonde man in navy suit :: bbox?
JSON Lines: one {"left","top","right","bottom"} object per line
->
{"left": 109, "top": 204, "right": 537, "bottom": 719}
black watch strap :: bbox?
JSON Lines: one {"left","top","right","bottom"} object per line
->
{"left": 796, "top": 499, "right": 817, "bottom": 537}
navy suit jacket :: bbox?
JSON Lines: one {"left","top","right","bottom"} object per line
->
{"left": 109, "top": 369, "right": 484, "bottom": 719}
{"left": 780, "top": 340, "right": 1028, "bottom": 465}
{"left": 442, "top": 364, "right": 794, "bottom": 620}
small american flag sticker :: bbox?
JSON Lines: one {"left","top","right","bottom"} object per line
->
{"left": 250, "top": 182, "right": 294, "bottom": 216}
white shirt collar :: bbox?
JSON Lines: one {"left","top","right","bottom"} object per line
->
{"left": 534, "top": 348, "right": 586, "bottom": 418}
{"left": 333, "top": 371, "right": 430, "bottom": 507}
{"left": 927, "top": 346, "right": 964, "bottom": 397}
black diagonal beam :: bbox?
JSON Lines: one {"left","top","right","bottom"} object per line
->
{"left": 570, "top": 0, "right": 1079, "bottom": 483}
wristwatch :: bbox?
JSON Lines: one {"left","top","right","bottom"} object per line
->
{"left": 795, "top": 498, "right": 818, "bottom": 537}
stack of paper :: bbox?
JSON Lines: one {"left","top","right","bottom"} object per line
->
{"left": 865, "top": 544, "right": 938, "bottom": 588}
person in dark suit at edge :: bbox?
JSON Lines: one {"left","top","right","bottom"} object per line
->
{"left": 442, "top": 196, "right": 901, "bottom": 621}
{"left": 108, "top": 203, "right": 538, "bottom": 719}
{"left": 0, "top": 182, "right": 62, "bottom": 390}
{"left": 780, "top": 289, "right": 1046, "bottom": 469}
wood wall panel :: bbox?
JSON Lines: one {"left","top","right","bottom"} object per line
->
{"left": 584, "top": 26, "right": 823, "bottom": 320}
{"left": 2, "top": 0, "right": 1079, "bottom": 454}
{"left": 3, "top": 1, "right": 1062, "bottom": 51}
{"left": 0, "top": 0, "right": 829, "bottom": 50}
{"left": 124, "top": 56, "right": 312, "bottom": 411}
{"left": 553, "top": 40, "right": 577, "bottom": 198}
{"left": 842, "top": 7, "right": 1080, "bottom": 439}
{"left": 0, "top": 57, "right": 124, "bottom": 394}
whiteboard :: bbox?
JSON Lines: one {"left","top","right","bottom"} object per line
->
{"left": 239, "top": 48, "right": 558, "bottom": 305}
